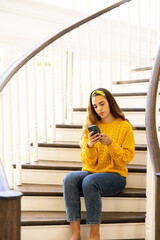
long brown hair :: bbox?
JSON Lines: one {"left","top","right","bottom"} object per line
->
{"left": 81, "top": 88, "right": 129, "bottom": 138}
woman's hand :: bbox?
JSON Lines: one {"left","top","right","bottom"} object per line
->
{"left": 99, "top": 133, "right": 112, "bottom": 146}
{"left": 87, "top": 132, "right": 100, "bottom": 148}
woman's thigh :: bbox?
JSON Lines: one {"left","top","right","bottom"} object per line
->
{"left": 82, "top": 172, "right": 126, "bottom": 196}
{"left": 63, "top": 171, "right": 91, "bottom": 191}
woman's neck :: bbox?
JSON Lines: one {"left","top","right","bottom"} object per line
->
{"left": 100, "top": 115, "right": 116, "bottom": 124}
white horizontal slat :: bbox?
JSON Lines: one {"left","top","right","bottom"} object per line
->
{"left": 21, "top": 196, "right": 146, "bottom": 212}
{"left": 20, "top": 169, "right": 146, "bottom": 189}
{"left": 21, "top": 223, "right": 145, "bottom": 240}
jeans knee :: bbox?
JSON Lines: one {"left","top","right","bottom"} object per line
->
{"left": 82, "top": 176, "right": 95, "bottom": 193}
{"left": 63, "top": 172, "right": 74, "bottom": 188}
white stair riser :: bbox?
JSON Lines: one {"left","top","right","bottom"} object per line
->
{"left": 21, "top": 196, "right": 146, "bottom": 212}
{"left": 21, "top": 223, "right": 145, "bottom": 240}
{"left": 112, "top": 83, "right": 149, "bottom": 93}
{"left": 116, "top": 96, "right": 159, "bottom": 108}
{"left": 73, "top": 111, "right": 146, "bottom": 125}
{"left": 73, "top": 111, "right": 160, "bottom": 125}
{"left": 55, "top": 128, "right": 147, "bottom": 144}
{"left": 20, "top": 169, "right": 146, "bottom": 189}
{"left": 131, "top": 70, "right": 151, "bottom": 79}
{"left": 38, "top": 147, "right": 147, "bottom": 165}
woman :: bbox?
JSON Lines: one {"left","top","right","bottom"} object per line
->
{"left": 63, "top": 88, "right": 135, "bottom": 240}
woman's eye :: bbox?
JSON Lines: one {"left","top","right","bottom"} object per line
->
{"left": 100, "top": 103, "right": 104, "bottom": 106}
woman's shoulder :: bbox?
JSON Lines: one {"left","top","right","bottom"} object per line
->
{"left": 117, "top": 118, "right": 133, "bottom": 130}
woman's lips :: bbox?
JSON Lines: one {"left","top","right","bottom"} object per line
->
{"left": 99, "top": 112, "right": 104, "bottom": 116}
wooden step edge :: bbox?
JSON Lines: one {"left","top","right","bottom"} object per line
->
{"left": 55, "top": 124, "right": 146, "bottom": 131}
{"left": 56, "top": 124, "right": 82, "bottom": 129}
{"left": 15, "top": 184, "right": 146, "bottom": 198}
{"left": 13, "top": 161, "right": 146, "bottom": 173}
{"left": 113, "top": 92, "right": 148, "bottom": 97}
{"left": 73, "top": 108, "right": 147, "bottom": 112}
{"left": 131, "top": 66, "right": 152, "bottom": 72}
{"left": 30, "top": 142, "right": 147, "bottom": 151}
{"left": 113, "top": 78, "right": 150, "bottom": 85}
{"left": 56, "top": 125, "right": 160, "bottom": 131}
{"left": 21, "top": 211, "right": 145, "bottom": 226}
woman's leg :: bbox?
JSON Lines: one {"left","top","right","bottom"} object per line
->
{"left": 63, "top": 171, "right": 90, "bottom": 239}
{"left": 70, "top": 221, "right": 81, "bottom": 240}
{"left": 82, "top": 172, "right": 126, "bottom": 239}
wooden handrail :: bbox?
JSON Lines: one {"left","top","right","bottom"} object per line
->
{"left": 0, "top": 0, "right": 131, "bottom": 93}
{"left": 146, "top": 46, "right": 160, "bottom": 239}
{"left": 146, "top": 46, "right": 160, "bottom": 174}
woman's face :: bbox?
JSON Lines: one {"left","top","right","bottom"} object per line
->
{"left": 92, "top": 95, "right": 112, "bottom": 121}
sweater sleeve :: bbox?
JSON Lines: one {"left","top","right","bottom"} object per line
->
{"left": 80, "top": 136, "right": 98, "bottom": 166}
{"left": 107, "top": 123, "right": 135, "bottom": 166}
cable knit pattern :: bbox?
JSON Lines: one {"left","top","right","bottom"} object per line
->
{"left": 81, "top": 118, "right": 135, "bottom": 177}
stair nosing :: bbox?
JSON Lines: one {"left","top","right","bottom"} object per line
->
{"left": 113, "top": 78, "right": 150, "bottom": 85}
{"left": 16, "top": 183, "right": 146, "bottom": 198}
{"left": 14, "top": 161, "right": 146, "bottom": 173}
{"left": 31, "top": 142, "right": 147, "bottom": 151}
{"left": 21, "top": 211, "right": 146, "bottom": 226}
{"left": 73, "top": 107, "right": 147, "bottom": 112}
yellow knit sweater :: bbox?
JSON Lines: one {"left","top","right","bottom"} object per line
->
{"left": 81, "top": 118, "right": 135, "bottom": 177}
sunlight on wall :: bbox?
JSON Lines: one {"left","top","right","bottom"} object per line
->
{"left": 33, "top": 0, "right": 118, "bottom": 13}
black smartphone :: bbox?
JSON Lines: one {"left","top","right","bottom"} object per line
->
{"left": 87, "top": 124, "right": 101, "bottom": 135}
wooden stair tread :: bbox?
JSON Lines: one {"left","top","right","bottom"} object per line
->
{"left": 131, "top": 66, "right": 152, "bottom": 71}
{"left": 15, "top": 184, "right": 146, "bottom": 197}
{"left": 21, "top": 211, "right": 145, "bottom": 226}
{"left": 32, "top": 142, "right": 147, "bottom": 151}
{"left": 113, "top": 78, "right": 150, "bottom": 85}
{"left": 73, "top": 107, "right": 147, "bottom": 112}
{"left": 17, "top": 160, "right": 146, "bottom": 173}
{"left": 56, "top": 124, "right": 147, "bottom": 131}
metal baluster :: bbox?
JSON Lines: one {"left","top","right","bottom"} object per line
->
{"left": 24, "top": 64, "right": 30, "bottom": 163}
{"left": 33, "top": 57, "right": 38, "bottom": 162}
{"left": 42, "top": 50, "right": 47, "bottom": 142}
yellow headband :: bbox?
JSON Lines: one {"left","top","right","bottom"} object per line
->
{"left": 92, "top": 90, "right": 105, "bottom": 97}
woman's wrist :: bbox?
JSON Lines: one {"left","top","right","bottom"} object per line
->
{"left": 106, "top": 139, "right": 112, "bottom": 146}
{"left": 87, "top": 142, "right": 93, "bottom": 148}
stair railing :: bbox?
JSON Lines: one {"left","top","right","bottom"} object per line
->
{"left": 0, "top": 0, "right": 159, "bottom": 191}
{"left": 0, "top": 159, "right": 22, "bottom": 240}
{"left": 146, "top": 45, "right": 160, "bottom": 240}
{"left": 0, "top": 0, "right": 134, "bottom": 187}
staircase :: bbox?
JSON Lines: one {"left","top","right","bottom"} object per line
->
{"left": 13, "top": 67, "right": 154, "bottom": 240}
{"left": 1, "top": 0, "right": 160, "bottom": 239}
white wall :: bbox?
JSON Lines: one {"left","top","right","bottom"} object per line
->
{"left": 0, "top": 0, "right": 88, "bottom": 75}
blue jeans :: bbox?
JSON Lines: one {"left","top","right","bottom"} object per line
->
{"left": 63, "top": 171, "right": 126, "bottom": 225}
